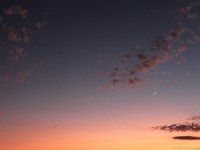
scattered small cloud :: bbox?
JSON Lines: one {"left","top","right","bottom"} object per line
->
{"left": 106, "top": 1, "right": 200, "bottom": 88}
{"left": 179, "top": 1, "right": 200, "bottom": 20}
{"left": 4, "top": 5, "right": 28, "bottom": 18}
{"left": 8, "top": 29, "right": 22, "bottom": 42}
{"left": 0, "top": 4, "right": 46, "bottom": 85}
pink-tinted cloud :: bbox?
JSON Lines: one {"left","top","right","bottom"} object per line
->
{"left": 135, "top": 52, "right": 170, "bottom": 73}
{"left": 0, "top": 5, "right": 46, "bottom": 85}
{"left": 8, "top": 46, "right": 26, "bottom": 62}
{"left": 177, "top": 46, "right": 187, "bottom": 53}
{"left": 4, "top": 5, "right": 28, "bottom": 18}
{"left": 17, "top": 71, "right": 31, "bottom": 83}
{"left": 179, "top": 1, "right": 200, "bottom": 20}
{"left": 108, "top": 49, "right": 171, "bottom": 86}
{"left": 8, "top": 31, "right": 21, "bottom": 42}
{"left": 106, "top": 1, "right": 200, "bottom": 88}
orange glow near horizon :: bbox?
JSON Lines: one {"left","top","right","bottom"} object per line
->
{"left": 1, "top": 118, "right": 200, "bottom": 150}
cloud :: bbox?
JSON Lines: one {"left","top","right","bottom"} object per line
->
{"left": 4, "top": 5, "right": 28, "bottom": 18}
{"left": 153, "top": 122, "right": 200, "bottom": 132}
{"left": 134, "top": 52, "right": 170, "bottom": 73}
{"left": 137, "top": 53, "right": 148, "bottom": 60}
{"left": 8, "top": 30, "right": 21, "bottom": 42}
{"left": 0, "top": 4, "right": 46, "bottom": 85}
{"left": 106, "top": 1, "right": 200, "bottom": 88}
{"left": 17, "top": 71, "right": 31, "bottom": 83}
{"left": 179, "top": 1, "right": 200, "bottom": 20}
{"left": 36, "top": 20, "right": 48, "bottom": 30}
{"left": 152, "top": 115, "right": 200, "bottom": 132}
{"left": 187, "top": 115, "right": 200, "bottom": 121}
{"left": 9, "top": 46, "right": 26, "bottom": 62}
{"left": 173, "top": 136, "right": 200, "bottom": 140}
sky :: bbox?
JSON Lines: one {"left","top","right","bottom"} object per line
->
{"left": 1, "top": 0, "right": 200, "bottom": 150}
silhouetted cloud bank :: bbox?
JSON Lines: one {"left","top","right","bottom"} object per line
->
{"left": 153, "top": 115, "right": 200, "bottom": 132}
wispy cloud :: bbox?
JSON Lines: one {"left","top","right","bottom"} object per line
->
{"left": 106, "top": 1, "right": 200, "bottom": 88}
{"left": 107, "top": 27, "right": 186, "bottom": 87}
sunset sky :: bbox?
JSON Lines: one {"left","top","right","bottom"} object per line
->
{"left": 1, "top": 0, "right": 200, "bottom": 150}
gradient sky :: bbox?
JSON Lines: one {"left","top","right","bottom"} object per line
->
{"left": 1, "top": 0, "right": 200, "bottom": 150}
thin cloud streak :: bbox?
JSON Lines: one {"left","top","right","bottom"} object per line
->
{"left": 173, "top": 136, "right": 200, "bottom": 140}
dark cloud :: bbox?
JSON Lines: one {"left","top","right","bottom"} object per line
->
{"left": 152, "top": 115, "right": 200, "bottom": 135}
{"left": 137, "top": 53, "right": 148, "bottom": 60}
{"left": 153, "top": 122, "right": 200, "bottom": 132}
{"left": 173, "top": 136, "right": 200, "bottom": 140}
